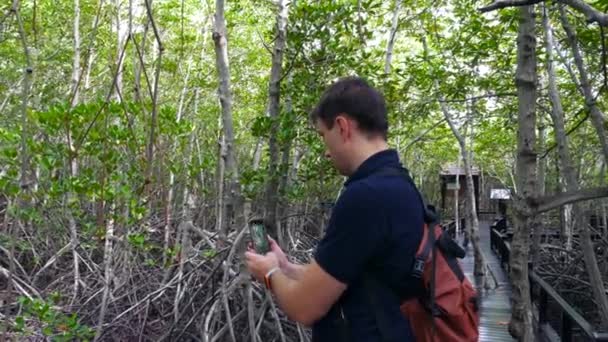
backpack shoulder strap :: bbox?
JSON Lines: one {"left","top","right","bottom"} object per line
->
{"left": 365, "top": 167, "right": 440, "bottom": 340}
{"left": 437, "top": 230, "right": 466, "bottom": 282}
{"left": 373, "top": 167, "right": 438, "bottom": 224}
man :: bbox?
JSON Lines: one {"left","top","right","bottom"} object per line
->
{"left": 245, "top": 76, "right": 424, "bottom": 341}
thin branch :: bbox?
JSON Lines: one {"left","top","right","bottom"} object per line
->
{"left": 32, "top": 0, "right": 36, "bottom": 44}
{"left": 75, "top": 37, "right": 130, "bottom": 152}
{"left": 403, "top": 118, "right": 446, "bottom": 153}
{"left": 560, "top": 4, "right": 608, "bottom": 164}
{"left": 255, "top": 27, "right": 274, "bottom": 55}
{"left": 143, "top": 0, "right": 163, "bottom": 185}
{"left": 553, "top": 27, "right": 584, "bottom": 96}
{"left": 279, "top": 43, "right": 303, "bottom": 84}
{"left": 539, "top": 107, "right": 587, "bottom": 159}
{"left": 0, "top": 245, "right": 28, "bottom": 283}
{"left": 0, "top": 265, "right": 41, "bottom": 299}
{"left": 479, "top": 0, "right": 543, "bottom": 13}
{"left": 106, "top": 76, "right": 141, "bottom": 157}
{"left": 70, "top": 0, "right": 81, "bottom": 107}
{"left": 531, "top": 186, "right": 608, "bottom": 213}
{"left": 144, "top": 0, "right": 163, "bottom": 50}
{"left": 31, "top": 243, "right": 71, "bottom": 283}
{"left": 180, "top": 0, "right": 184, "bottom": 60}
{"left": 13, "top": 0, "right": 32, "bottom": 190}
{"left": 210, "top": 308, "right": 247, "bottom": 342}
{"left": 2, "top": 199, "right": 13, "bottom": 342}
{"left": 385, "top": 0, "right": 403, "bottom": 74}
{"left": 356, "top": 0, "right": 366, "bottom": 45}
{"left": 130, "top": 34, "right": 154, "bottom": 101}
{"left": 560, "top": 0, "right": 608, "bottom": 26}
{"left": 68, "top": 0, "right": 105, "bottom": 107}
{"left": 267, "top": 291, "right": 287, "bottom": 342}
{"left": 479, "top": 0, "right": 608, "bottom": 26}
{"left": 601, "top": 25, "right": 607, "bottom": 90}
{"left": 439, "top": 92, "right": 517, "bottom": 103}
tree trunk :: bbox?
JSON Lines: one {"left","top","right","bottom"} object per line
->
{"left": 163, "top": 60, "right": 192, "bottom": 267}
{"left": 10, "top": 1, "right": 32, "bottom": 332}
{"left": 463, "top": 151, "right": 485, "bottom": 275}
{"left": 561, "top": 201, "right": 573, "bottom": 250}
{"left": 113, "top": 0, "right": 127, "bottom": 101}
{"left": 543, "top": 5, "right": 608, "bottom": 328}
{"left": 82, "top": 0, "right": 104, "bottom": 92}
{"left": 601, "top": 162, "right": 607, "bottom": 236}
{"left": 384, "top": 0, "right": 402, "bottom": 74}
{"left": 356, "top": 0, "right": 365, "bottom": 45}
{"left": 67, "top": 0, "right": 82, "bottom": 305}
{"left": 602, "top": 200, "right": 608, "bottom": 236}
{"left": 277, "top": 75, "right": 294, "bottom": 249}
{"left": 437, "top": 94, "right": 486, "bottom": 277}
{"left": 532, "top": 115, "right": 546, "bottom": 266}
{"left": 14, "top": 0, "right": 32, "bottom": 196}
{"left": 559, "top": 6, "right": 608, "bottom": 164}
{"left": 134, "top": 4, "right": 149, "bottom": 103}
{"left": 510, "top": 5, "right": 537, "bottom": 341}
{"left": 423, "top": 30, "right": 486, "bottom": 278}
{"left": 252, "top": 138, "right": 263, "bottom": 171}
{"left": 144, "top": 0, "right": 163, "bottom": 191}
{"left": 70, "top": 0, "right": 80, "bottom": 106}
{"left": 213, "top": 0, "right": 242, "bottom": 246}
{"left": 454, "top": 155, "right": 460, "bottom": 234}
{"left": 93, "top": 202, "right": 115, "bottom": 342}
{"left": 263, "top": 0, "right": 289, "bottom": 241}
{"left": 215, "top": 133, "right": 226, "bottom": 234}
{"left": 84, "top": 51, "right": 96, "bottom": 91}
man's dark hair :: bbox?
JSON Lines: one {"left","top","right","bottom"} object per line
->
{"left": 310, "top": 76, "right": 388, "bottom": 140}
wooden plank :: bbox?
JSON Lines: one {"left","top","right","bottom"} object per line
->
{"left": 459, "top": 220, "right": 515, "bottom": 341}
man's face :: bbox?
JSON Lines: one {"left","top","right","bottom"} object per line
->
{"left": 315, "top": 117, "right": 349, "bottom": 175}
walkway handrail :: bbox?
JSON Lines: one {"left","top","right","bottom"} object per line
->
{"left": 530, "top": 272, "right": 608, "bottom": 341}
{"left": 488, "top": 225, "right": 608, "bottom": 341}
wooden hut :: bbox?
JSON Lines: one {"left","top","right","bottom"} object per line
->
{"left": 439, "top": 164, "right": 481, "bottom": 221}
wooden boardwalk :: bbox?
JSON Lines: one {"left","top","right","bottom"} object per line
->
{"left": 459, "top": 220, "right": 515, "bottom": 341}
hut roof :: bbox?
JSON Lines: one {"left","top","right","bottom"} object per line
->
{"left": 440, "top": 164, "right": 481, "bottom": 176}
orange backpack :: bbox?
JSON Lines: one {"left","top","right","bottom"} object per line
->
{"left": 399, "top": 217, "right": 480, "bottom": 341}
{"left": 367, "top": 168, "right": 480, "bottom": 341}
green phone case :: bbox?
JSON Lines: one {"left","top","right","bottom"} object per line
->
{"left": 249, "top": 220, "right": 270, "bottom": 254}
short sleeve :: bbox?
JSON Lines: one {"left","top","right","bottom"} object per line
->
{"left": 314, "top": 183, "right": 386, "bottom": 284}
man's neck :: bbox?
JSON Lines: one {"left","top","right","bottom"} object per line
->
{"left": 347, "top": 140, "right": 390, "bottom": 175}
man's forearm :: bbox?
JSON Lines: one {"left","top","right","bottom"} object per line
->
{"left": 269, "top": 266, "right": 317, "bottom": 326}
{"left": 269, "top": 271, "right": 302, "bottom": 321}
{"left": 268, "top": 261, "right": 341, "bottom": 326}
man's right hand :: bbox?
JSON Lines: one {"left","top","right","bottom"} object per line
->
{"left": 268, "top": 237, "right": 306, "bottom": 280}
{"left": 268, "top": 236, "right": 289, "bottom": 269}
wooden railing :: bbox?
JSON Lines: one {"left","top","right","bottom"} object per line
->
{"left": 531, "top": 272, "right": 608, "bottom": 342}
{"left": 478, "top": 210, "right": 497, "bottom": 221}
{"left": 490, "top": 226, "right": 608, "bottom": 342}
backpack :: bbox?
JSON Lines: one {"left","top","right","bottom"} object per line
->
{"left": 366, "top": 167, "right": 480, "bottom": 342}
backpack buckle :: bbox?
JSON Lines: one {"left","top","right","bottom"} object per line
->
{"left": 411, "top": 257, "right": 425, "bottom": 278}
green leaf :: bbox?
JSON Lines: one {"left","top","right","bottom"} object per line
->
{"left": 42, "top": 326, "right": 54, "bottom": 336}
{"left": 128, "top": 233, "right": 146, "bottom": 249}
{"left": 202, "top": 249, "right": 217, "bottom": 259}
{"left": 15, "top": 316, "right": 25, "bottom": 331}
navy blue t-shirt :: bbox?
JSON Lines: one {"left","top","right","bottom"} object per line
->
{"left": 312, "top": 149, "right": 424, "bottom": 342}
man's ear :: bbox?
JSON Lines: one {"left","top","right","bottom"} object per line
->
{"left": 335, "top": 115, "right": 351, "bottom": 141}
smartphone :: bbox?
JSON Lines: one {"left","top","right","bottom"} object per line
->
{"left": 248, "top": 218, "right": 270, "bottom": 254}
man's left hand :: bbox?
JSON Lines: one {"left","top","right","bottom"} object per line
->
{"left": 245, "top": 250, "right": 280, "bottom": 283}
